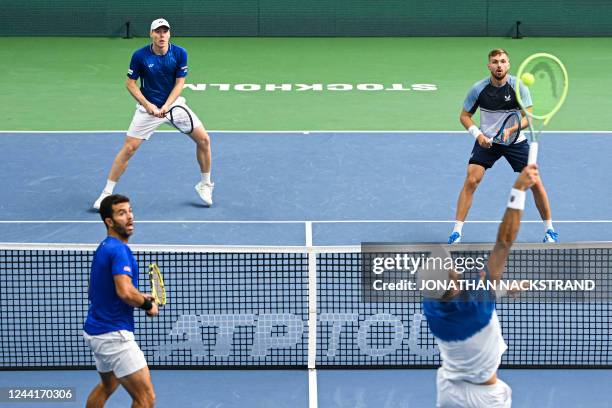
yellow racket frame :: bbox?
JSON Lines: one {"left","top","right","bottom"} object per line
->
{"left": 148, "top": 263, "right": 167, "bottom": 306}
{"left": 515, "top": 52, "right": 569, "bottom": 124}
{"left": 515, "top": 52, "right": 569, "bottom": 163}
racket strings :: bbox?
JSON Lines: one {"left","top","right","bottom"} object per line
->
{"left": 503, "top": 114, "right": 521, "bottom": 143}
{"left": 515, "top": 53, "right": 568, "bottom": 164}
{"left": 168, "top": 107, "right": 193, "bottom": 133}
{"left": 149, "top": 264, "right": 166, "bottom": 305}
{"left": 494, "top": 113, "right": 521, "bottom": 145}
{"left": 152, "top": 272, "right": 166, "bottom": 304}
{"left": 152, "top": 274, "right": 163, "bottom": 294}
{"left": 522, "top": 59, "right": 567, "bottom": 118}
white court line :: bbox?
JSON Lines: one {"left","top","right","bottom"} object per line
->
{"left": 308, "top": 369, "right": 318, "bottom": 408}
{"left": 305, "top": 220, "right": 318, "bottom": 408}
{"left": 2, "top": 130, "right": 612, "bottom": 134}
{"left": 0, "top": 220, "right": 303, "bottom": 224}
{"left": 305, "top": 221, "right": 313, "bottom": 246}
{"left": 2, "top": 241, "right": 611, "bottom": 252}
{"left": 1, "top": 220, "right": 611, "bottom": 224}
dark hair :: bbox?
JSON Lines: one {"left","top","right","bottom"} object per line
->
{"left": 488, "top": 48, "right": 509, "bottom": 59}
{"left": 99, "top": 194, "right": 130, "bottom": 223}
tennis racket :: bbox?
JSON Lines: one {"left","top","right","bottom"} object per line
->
{"left": 148, "top": 263, "right": 167, "bottom": 306}
{"left": 165, "top": 105, "right": 194, "bottom": 134}
{"left": 515, "top": 53, "right": 569, "bottom": 164}
{"left": 491, "top": 112, "right": 522, "bottom": 146}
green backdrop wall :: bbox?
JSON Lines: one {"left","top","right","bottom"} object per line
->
{"left": 2, "top": 1, "right": 611, "bottom": 37}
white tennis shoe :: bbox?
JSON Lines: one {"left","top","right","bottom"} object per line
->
{"left": 195, "top": 181, "right": 214, "bottom": 206}
{"left": 93, "top": 191, "right": 112, "bottom": 210}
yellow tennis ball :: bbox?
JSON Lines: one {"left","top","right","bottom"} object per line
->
{"left": 521, "top": 72, "right": 535, "bottom": 86}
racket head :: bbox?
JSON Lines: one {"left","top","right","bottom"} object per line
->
{"left": 492, "top": 112, "right": 521, "bottom": 146}
{"left": 516, "top": 53, "right": 568, "bottom": 164}
{"left": 166, "top": 105, "right": 194, "bottom": 134}
{"left": 148, "top": 263, "right": 166, "bottom": 306}
{"left": 515, "top": 53, "right": 569, "bottom": 123}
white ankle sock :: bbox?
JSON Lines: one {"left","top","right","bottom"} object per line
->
{"left": 104, "top": 180, "right": 116, "bottom": 194}
{"left": 201, "top": 173, "right": 211, "bottom": 184}
{"left": 544, "top": 220, "right": 553, "bottom": 232}
{"left": 453, "top": 221, "right": 464, "bottom": 234}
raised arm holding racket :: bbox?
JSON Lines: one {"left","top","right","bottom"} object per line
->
{"left": 93, "top": 18, "right": 215, "bottom": 210}
{"left": 423, "top": 164, "right": 540, "bottom": 408}
{"left": 448, "top": 48, "right": 561, "bottom": 245}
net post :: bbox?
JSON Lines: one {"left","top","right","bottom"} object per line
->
{"left": 124, "top": 21, "right": 132, "bottom": 39}
{"left": 513, "top": 21, "right": 522, "bottom": 39}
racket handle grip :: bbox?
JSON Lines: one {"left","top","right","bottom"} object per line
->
{"left": 528, "top": 141, "right": 538, "bottom": 165}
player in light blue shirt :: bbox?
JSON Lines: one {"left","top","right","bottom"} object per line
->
{"left": 93, "top": 18, "right": 215, "bottom": 210}
{"left": 84, "top": 194, "right": 158, "bottom": 408}
{"left": 423, "top": 164, "right": 540, "bottom": 407}
{"left": 448, "top": 48, "right": 557, "bottom": 245}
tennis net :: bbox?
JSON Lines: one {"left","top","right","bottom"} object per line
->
{"left": 0, "top": 242, "right": 610, "bottom": 369}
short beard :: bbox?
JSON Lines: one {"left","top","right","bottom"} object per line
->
{"left": 112, "top": 224, "right": 132, "bottom": 239}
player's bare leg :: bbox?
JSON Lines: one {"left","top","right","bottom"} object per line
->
{"left": 531, "top": 177, "right": 557, "bottom": 242}
{"left": 108, "top": 137, "right": 145, "bottom": 181}
{"left": 449, "top": 164, "right": 486, "bottom": 243}
{"left": 189, "top": 126, "right": 214, "bottom": 206}
{"left": 86, "top": 371, "right": 120, "bottom": 408}
{"left": 116, "top": 366, "right": 156, "bottom": 408}
{"left": 93, "top": 137, "right": 144, "bottom": 210}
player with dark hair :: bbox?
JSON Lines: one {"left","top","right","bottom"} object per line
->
{"left": 84, "top": 194, "right": 157, "bottom": 408}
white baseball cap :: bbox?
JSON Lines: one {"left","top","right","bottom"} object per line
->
{"left": 150, "top": 18, "right": 170, "bottom": 31}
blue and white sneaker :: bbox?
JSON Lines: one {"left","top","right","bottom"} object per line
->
{"left": 448, "top": 232, "right": 462, "bottom": 244}
{"left": 543, "top": 229, "right": 559, "bottom": 243}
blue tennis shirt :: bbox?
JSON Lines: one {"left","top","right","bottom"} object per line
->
{"left": 423, "top": 270, "right": 496, "bottom": 342}
{"left": 463, "top": 75, "right": 532, "bottom": 141}
{"left": 127, "top": 43, "right": 188, "bottom": 108}
{"left": 84, "top": 236, "right": 139, "bottom": 335}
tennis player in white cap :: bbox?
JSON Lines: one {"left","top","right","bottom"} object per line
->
{"left": 93, "top": 18, "right": 215, "bottom": 209}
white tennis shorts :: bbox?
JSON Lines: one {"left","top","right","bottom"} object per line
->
{"left": 127, "top": 96, "right": 203, "bottom": 140}
{"left": 83, "top": 330, "right": 147, "bottom": 378}
{"left": 436, "top": 367, "right": 512, "bottom": 408}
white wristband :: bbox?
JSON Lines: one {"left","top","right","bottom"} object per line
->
{"left": 507, "top": 188, "right": 526, "bottom": 210}
{"left": 468, "top": 125, "right": 481, "bottom": 139}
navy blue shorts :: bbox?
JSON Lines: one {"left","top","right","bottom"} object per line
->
{"left": 469, "top": 140, "right": 529, "bottom": 172}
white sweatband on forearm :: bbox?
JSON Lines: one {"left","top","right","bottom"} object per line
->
{"left": 507, "top": 188, "right": 526, "bottom": 210}
{"left": 468, "top": 125, "right": 481, "bottom": 139}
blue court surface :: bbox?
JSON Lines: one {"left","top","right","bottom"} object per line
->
{"left": 1, "top": 131, "right": 611, "bottom": 408}
{"left": 1, "top": 131, "right": 610, "bottom": 245}
{"left": 1, "top": 369, "right": 611, "bottom": 407}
